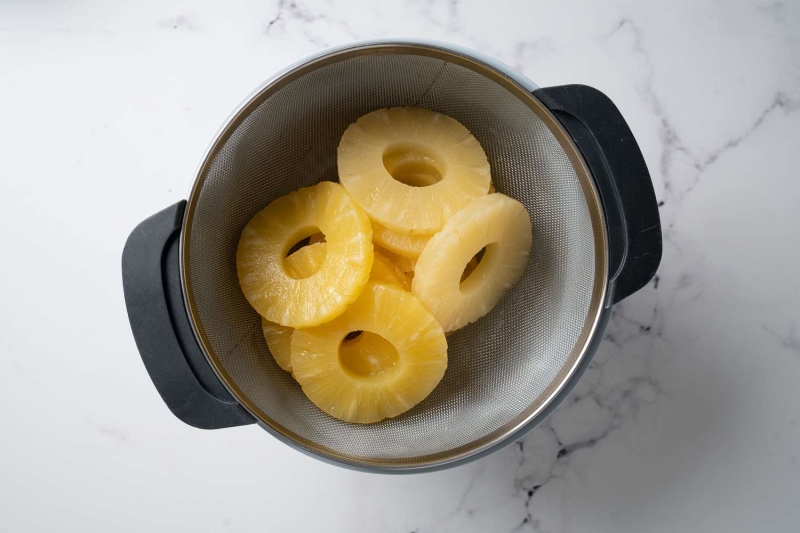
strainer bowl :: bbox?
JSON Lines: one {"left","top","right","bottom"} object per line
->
{"left": 122, "top": 40, "right": 661, "bottom": 473}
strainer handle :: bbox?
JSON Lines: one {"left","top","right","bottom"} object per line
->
{"left": 122, "top": 201, "right": 255, "bottom": 429}
{"left": 533, "top": 84, "right": 662, "bottom": 306}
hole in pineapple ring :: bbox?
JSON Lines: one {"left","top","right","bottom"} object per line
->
{"left": 285, "top": 226, "right": 325, "bottom": 257}
{"left": 339, "top": 331, "right": 400, "bottom": 378}
{"left": 343, "top": 330, "right": 363, "bottom": 341}
{"left": 382, "top": 143, "right": 446, "bottom": 187}
{"left": 460, "top": 242, "right": 500, "bottom": 294}
{"left": 282, "top": 226, "right": 327, "bottom": 280}
{"left": 460, "top": 246, "right": 487, "bottom": 283}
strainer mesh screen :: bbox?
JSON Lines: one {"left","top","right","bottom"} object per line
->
{"left": 185, "top": 52, "right": 597, "bottom": 462}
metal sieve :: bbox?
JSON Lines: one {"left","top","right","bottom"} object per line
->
{"left": 122, "top": 40, "right": 661, "bottom": 473}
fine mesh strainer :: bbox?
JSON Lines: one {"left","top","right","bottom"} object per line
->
{"left": 122, "top": 40, "right": 661, "bottom": 473}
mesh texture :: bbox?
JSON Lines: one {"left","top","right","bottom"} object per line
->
{"left": 185, "top": 51, "right": 598, "bottom": 463}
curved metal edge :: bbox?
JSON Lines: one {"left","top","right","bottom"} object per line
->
{"left": 177, "top": 39, "right": 609, "bottom": 473}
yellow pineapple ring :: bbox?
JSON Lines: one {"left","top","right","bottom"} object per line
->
{"left": 261, "top": 319, "right": 294, "bottom": 372}
{"left": 291, "top": 283, "right": 448, "bottom": 424}
{"left": 237, "top": 181, "right": 373, "bottom": 328}
{"left": 372, "top": 221, "right": 430, "bottom": 259}
{"left": 338, "top": 107, "right": 491, "bottom": 235}
{"left": 376, "top": 245, "right": 416, "bottom": 275}
{"left": 370, "top": 248, "right": 411, "bottom": 291}
{"left": 260, "top": 243, "right": 326, "bottom": 372}
{"left": 412, "top": 194, "right": 532, "bottom": 332}
{"left": 262, "top": 245, "right": 407, "bottom": 373}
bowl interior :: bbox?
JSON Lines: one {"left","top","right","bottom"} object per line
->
{"left": 182, "top": 46, "right": 603, "bottom": 466}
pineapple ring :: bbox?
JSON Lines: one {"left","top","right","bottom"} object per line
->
{"left": 338, "top": 107, "right": 492, "bottom": 235}
{"left": 372, "top": 221, "right": 430, "bottom": 259}
{"left": 237, "top": 181, "right": 373, "bottom": 329}
{"left": 262, "top": 245, "right": 409, "bottom": 374}
{"left": 370, "top": 248, "right": 412, "bottom": 291}
{"left": 376, "top": 245, "right": 416, "bottom": 275}
{"left": 262, "top": 319, "right": 294, "bottom": 372}
{"left": 412, "top": 194, "right": 532, "bottom": 332}
{"left": 291, "top": 283, "right": 448, "bottom": 424}
{"left": 260, "top": 243, "right": 326, "bottom": 373}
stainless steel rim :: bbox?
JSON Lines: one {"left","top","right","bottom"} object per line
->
{"left": 179, "top": 40, "right": 609, "bottom": 472}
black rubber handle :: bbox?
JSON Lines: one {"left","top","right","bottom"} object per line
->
{"left": 533, "top": 84, "right": 662, "bottom": 305}
{"left": 122, "top": 201, "right": 255, "bottom": 429}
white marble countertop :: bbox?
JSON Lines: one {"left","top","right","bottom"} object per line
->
{"left": 2, "top": 1, "right": 799, "bottom": 531}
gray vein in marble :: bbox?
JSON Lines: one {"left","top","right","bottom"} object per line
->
{"left": 421, "top": 462, "right": 486, "bottom": 532}
{"left": 265, "top": 0, "right": 357, "bottom": 46}
{"left": 267, "top": 0, "right": 303, "bottom": 33}
{"left": 756, "top": 1, "right": 789, "bottom": 22}
{"left": 88, "top": 421, "right": 129, "bottom": 443}
{"left": 500, "top": 280, "right": 666, "bottom": 531}
{"left": 510, "top": 38, "right": 557, "bottom": 73}
{"left": 450, "top": 462, "right": 484, "bottom": 517}
{"left": 603, "top": 17, "right": 800, "bottom": 210}
{"left": 763, "top": 323, "right": 800, "bottom": 355}
{"left": 601, "top": 18, "right": 693, "bottom": 205}
{"left": 693, "top": 92, "right": 799, "bottom": 176}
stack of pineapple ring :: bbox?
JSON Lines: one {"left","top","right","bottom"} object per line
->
{"left": 237, "top": 107, "right": 532, "bottom": 424}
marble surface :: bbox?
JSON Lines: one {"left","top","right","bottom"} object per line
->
{"left": 1, "top": 0, "right": 799, "bottom": 531}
